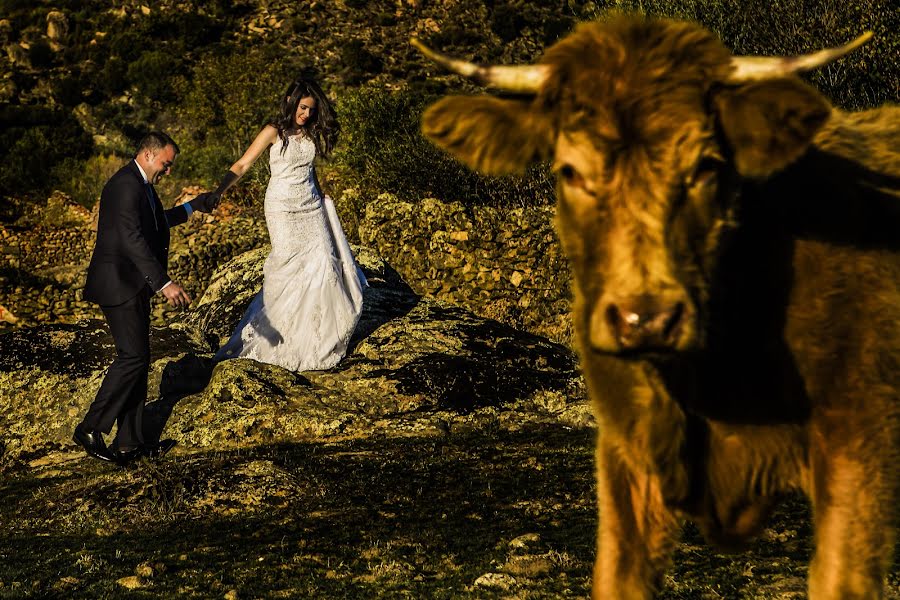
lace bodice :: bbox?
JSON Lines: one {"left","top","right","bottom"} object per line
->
{"left": 265, "top": 134, "right": 321, "bottom": 211}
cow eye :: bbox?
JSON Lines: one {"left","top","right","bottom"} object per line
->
{"left": 556, "top": 163, "right": 590, "bottom": 193}
{"left": 689, "top": 155, "right": 723, "bottom": 188}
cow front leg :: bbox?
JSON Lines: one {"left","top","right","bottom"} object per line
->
{"left": 808, "top": 436, "right": 897, "bottom": 600}
{"left": 593, "top": 436, "right": 680, "bottom": 600}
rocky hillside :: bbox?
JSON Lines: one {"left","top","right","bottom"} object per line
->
{"left": 0, "top": 190, "right": 267, "bottom": 330}
{"left": 0, "top": 188, "right": 574, "bottom": 343}
{"left": 0, "top": 0, "right": 588, "bottom": 211}
{"left": 1, "top": 0, "right": 896, "bottom": 212}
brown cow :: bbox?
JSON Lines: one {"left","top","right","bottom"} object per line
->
{"left": 413, "top": 14, "right": 900, "bottom": 599}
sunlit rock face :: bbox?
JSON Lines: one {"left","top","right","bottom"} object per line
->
{"left": 358, "top": 195, "right": 573, "bottom": 344}
{"left": 0, "top": 247, "right": 589, "bottom": 465}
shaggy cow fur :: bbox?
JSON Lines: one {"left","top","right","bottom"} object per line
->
{"left": 419, "top": 14, "right": 900, "bottom": 600}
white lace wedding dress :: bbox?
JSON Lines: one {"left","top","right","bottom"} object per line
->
{"left": 215, "top": 133, "right": 366, "bottom": 371}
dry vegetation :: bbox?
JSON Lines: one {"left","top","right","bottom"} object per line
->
{"left": 7, "top": 429, "right": 894, "bottom": 599}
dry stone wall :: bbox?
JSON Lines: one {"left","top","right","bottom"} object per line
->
{"left": 0, "top": 191, "right": 268, "bottom": 330}
{"left": 358, "top": 194, "right": 572, "bottom": 344}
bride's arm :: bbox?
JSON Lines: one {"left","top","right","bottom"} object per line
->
{"left": 210, "top": 125, "right": 279, "bottom": 200}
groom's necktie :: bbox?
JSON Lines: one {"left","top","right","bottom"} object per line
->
{"left": 144, "top": 182, "right": 159, "bottom": 230}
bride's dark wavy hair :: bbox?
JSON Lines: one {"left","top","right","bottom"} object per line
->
{"left": 270, "top": 72, "right": 339, "bottom": 158}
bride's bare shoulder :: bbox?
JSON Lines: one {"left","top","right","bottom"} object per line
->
{"left": 258, "top": 124, "right": 279, "bottom": 143}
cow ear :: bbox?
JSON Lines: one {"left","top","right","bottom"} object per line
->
{"left": 421, "top": 95, "right": 552, "bottom": 175}
{"left": 713, "top": 79, "right": 831, "bottom": 178}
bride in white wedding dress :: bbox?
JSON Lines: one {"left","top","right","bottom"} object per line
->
{"left": 207, "top": 75, "right": 366, "bottom": 371}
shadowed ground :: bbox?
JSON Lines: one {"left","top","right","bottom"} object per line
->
{"left": 2, "top": 427, "right": 896, "bottom": 599}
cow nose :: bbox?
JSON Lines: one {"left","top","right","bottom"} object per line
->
{"left": 605, "top": 298, "right": 685, "bottom": 351}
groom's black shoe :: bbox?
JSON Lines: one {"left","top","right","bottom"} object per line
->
{"left": 140, "top": 439, "right": 177, "bottom": 459}
{"left": 111, "top": 440, "right": 177, "bottom": 466}
{"left": 72, "top": 424, "right": 115, "bottom": 463}
{"left": 114, "top": 446, "right": 143, "bottom": 467}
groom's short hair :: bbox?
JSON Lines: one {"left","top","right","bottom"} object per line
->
{"left": 136, "top": 131, "right": 180, "bottom": 157}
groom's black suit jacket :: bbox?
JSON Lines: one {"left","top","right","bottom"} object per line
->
{"left": 84, "top": 160, "right": 190, "bottom": 306}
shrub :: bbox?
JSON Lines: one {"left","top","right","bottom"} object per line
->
{"left": 52, "top": 74, "right": 83, "bottom": 107}
{"left": 106, "top": 30, "right": 144, "bottom": 63}
{"left": 91, "top": 101, "right": 148, "bottom": 148}
{"left": 489, "top": 1, "right": 576, "bottom": 46}
{"left": 99, "top": 56, "right": 128, "bottom": 98}
{"left": 542, "top": 14, "right": 575, "bottom": 44}
{"left": 172, "top": 45, "right": 301, "bottom": 186}
{"left": 286, "top": 15, "right": 314, "bottom": 34}
{"left": 340, "top": 40, "right": 383, "bottom": 86}
{"left": 0, "top": 107, "right": 93, "bottom": 199}
{"left": 52, "top": 153, "right": 122, "bottom": 209}
{"left": 169, "top": 139, "right": 249, "bottom": 194}
{"left": 126, "top": 50, "right": 183, "bottom": 104}
{"left": 0, "top": 0, "right": 31, "bottom": 12}
{"left": 145, "top": 13, "right": 224, "bottom": 50}
{"left": 376, "top": 12, "right": 397, "bottom": 27}
{"left": 335, "top": 85, "right": 554, "bottom": 208}
{"left": 429, "top": 22, "right": 487, "bottom": 50}
{"left": 27, "top": 40, "right": 55, "bottom": 69}
{"left": 490, "top": 3, "right": 529, "bottom": 43}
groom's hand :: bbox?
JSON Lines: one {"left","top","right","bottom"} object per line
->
{"left": 161, "top": 282, "right": 192, "bottom": 308}
{"left": 188, "top": 192, "right": 218, "bottom": 214}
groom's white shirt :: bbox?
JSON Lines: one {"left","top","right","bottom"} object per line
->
{"left": 133, "top": 159, "right": 190, "bottom": 293}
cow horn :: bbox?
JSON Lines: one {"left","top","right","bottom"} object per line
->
{"left": 410, "top": 37, "right": 549, "bottom": 93}
{"left": 729, "top": 31, "right": 873, "bottom": 81}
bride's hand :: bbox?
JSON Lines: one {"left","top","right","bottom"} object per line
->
{"left": 188, "top": 192, "right": 219, "bottom": 213}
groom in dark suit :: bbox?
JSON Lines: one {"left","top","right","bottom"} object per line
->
{"left": 74, "top": 131, "right": 214, "bottom": 465}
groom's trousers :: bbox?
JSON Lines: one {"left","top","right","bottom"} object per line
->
{"left": 80, "top": 287, "right": 151, "bottom": 449}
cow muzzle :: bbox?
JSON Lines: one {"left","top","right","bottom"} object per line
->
{"left": 590, "top": 293, "right": 689, "bottom": 354}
